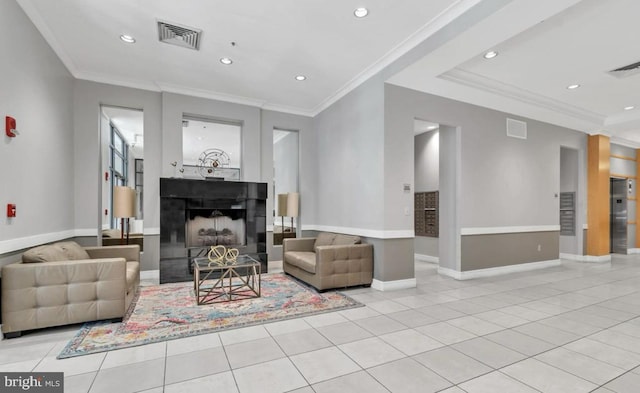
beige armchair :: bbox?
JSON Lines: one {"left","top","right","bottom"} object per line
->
{"left": 283, "top": 232, "right": 373, "bottom": 291}
{"left": 1, "top": 242, "right": 140, "bottom": 338}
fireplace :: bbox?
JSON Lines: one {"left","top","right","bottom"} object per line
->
{"left": 186, "top": 209, "right": 246, "bottom": 247}
{"left": 160, "top": 178, "right": 267, "bottom": 283}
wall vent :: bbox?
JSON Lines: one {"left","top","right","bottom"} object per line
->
{"left": 158, "top": 20, "right": 202, "bottom": 50}
{"left": 506, "top": 118, "right": 527, "bottom": 139}
{"left": 608, "top": 60, "right": 640, "bottom": 79}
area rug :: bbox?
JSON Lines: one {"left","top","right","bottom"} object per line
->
{"left": 58, "top": 273, "right": 362, "bottom": 359}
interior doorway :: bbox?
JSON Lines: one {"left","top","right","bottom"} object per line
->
{"left": 610, "top": 178, "right": 628, "bottom": 254}
{"left": 413, "top": 119, "right": 439, "bottom": 264}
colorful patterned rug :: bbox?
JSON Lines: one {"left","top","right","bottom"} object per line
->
{"left": 58, "top": 273, "right": 362, "bottom": 359}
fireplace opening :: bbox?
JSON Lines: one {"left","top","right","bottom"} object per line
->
{"left": 186, "top": 209, "right": 246, "bottom": 247}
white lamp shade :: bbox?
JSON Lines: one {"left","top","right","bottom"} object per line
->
{"left": 277, "top": 194, "right": 288, "bottom": 216}
{"left": 113, "top": 186, "right": 136, "bottom": 218}
{"left": 287, "top": 192, "right": 299, "bottom": 217}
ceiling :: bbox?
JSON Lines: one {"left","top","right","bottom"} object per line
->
{"left": 18, "top": 0, "right": 640, "bottom": 145}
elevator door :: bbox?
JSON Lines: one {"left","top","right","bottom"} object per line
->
{"left": 610, "top": 178, "right": 627, "bottom": 254}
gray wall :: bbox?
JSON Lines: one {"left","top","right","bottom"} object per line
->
{"left": 73, "top": 81, "right": 162, "bottom": 270}
{"left": 313, "top": 76, "right": 386, "bottom": 230}
{"left": 385, "top": 84, "right": 588, "bottom": 271}
{"left": 414, "top": 130, "right": 440, "bottom": 258}
{"left": 439, "top": 125, "right": 462, "bottom": 271}
{"left": 0, "top": 0, "right": 74, "bottom": 263}
{"left": 560, "top": 147, "right": 580, "bottom": 255}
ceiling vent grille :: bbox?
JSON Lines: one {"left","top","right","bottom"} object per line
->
{"left": 608, "top": 60, "right": 640, "bottom": 79}
{"left": 506, "top": 118, "right": 527, "bottom": 139}
{"left": 158, "top": 21, "right": 202, "bottom": 50}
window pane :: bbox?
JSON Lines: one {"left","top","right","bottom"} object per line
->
{"left": 114, "top": 132, "right": 124, "bottom": 154}
{"left": 114, "top": 156, "right": 124, "bottom": 175}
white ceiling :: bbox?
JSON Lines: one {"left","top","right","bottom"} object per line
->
{"left": 18, "top": 0, "right": 640, "bottom": 145}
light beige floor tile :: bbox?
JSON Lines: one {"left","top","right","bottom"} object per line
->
{"left": 413, "top": 346, "right": 492, "bottom": 384}
{"left": 452, "top": 337, "right": 526, "bottom": 369}
{"left": 365, "top": 300, "right": 410, "bottom": 314}
{"left": 538, "top": 315, "right": 602, "bottom": 336}
{"left": 303, "top": 311, "right": 349, "bottom": 328}
{"left": 164, "top": 371, "right": 238, "bottom": 393}
{"left": 502, "top": 358, "right": 597, "bottom": 393}
{"left": 354, "top": 315, "right": 406, "bottom": 335}
{"left": 513, "top": 322, "right": 581, "bottom": 345}
{"left": 273, "top": 328, "right": 332, "bottom": 356}
{"left": 219, "top": 325, "right": 270, "bottom": 346}
{"left": 287, "top": 387, "right": 314, "bottom": 393}
{"left": 0, "top": 342, "right": 56, "bottom": 365}
{"left": 590, "top": 329, "right": 640, "bottom": 354}
{"left": 367, "top": 358, "right": 451, "bottom": 393}
{"left": 338, "top": 337, "right": 405, "bottom": 369}
{"left": 535, "top": 347, "right": 625, "bottom": 385}
{"left": 379, "top": 329, "right": 444, "bottom": 356}
{"left": 64, "top": 372, "right": 96, "bottom": 393}
{"left": 89, "top": 358, "right": 165, "bottom": 393}
{"left": 233, "top": 358, "right": 307, "bottom": 393}
{"left": 484, "top": 329, "right": 555, "bottom": 356}
{"left": 499, "top": 305, "right": 552, "bottom": 321}
{"left": 459, "top": 371, "right": 539, "bottom": 393}
{"left": 339, "top": 306, "right": 382, "bottom": 321}
{"left": 415, "top": 322, "right": 476, "bottom": 345}
{"left": 0, "top": 359, "right": 39, "bottom": 372}
{"left": 166, "top": 332, "right": 222, "bottom": 357}
{"left": 264, "top": 318, "right": 312, "bottom": 336}
{"left": 164, "top": 346, "right": 230, "bottom": 385}
{"left": 386, "top": 309, "right": 439, "bottom": 328}
{"left": 101, "top": 342, "right": 166, "bottom": 369}
{"left": 564, "top": 338, "right": 640, "bottom": 370}
{"left": 312, "top": 371, "right": 388, "bottom": 393}
{"left": 224, "top": 337, "right": 285, "bottom": 369}
{"left": 34, "top": 352, "right": 106, "bottom": 376}
{"left": 316, "top": 321, "right": 373, "bottom": 345}
{"left": 415, "top": 304, "right": 466, "bottom": 321}
{"left": 473, "top": 310, "right": 530, "bottom": 328}
{"left": 289, "top": 347, "right": 361, "bottom": 384}
{"left": 447, "top": 315, "right": 504, "bottom": 335}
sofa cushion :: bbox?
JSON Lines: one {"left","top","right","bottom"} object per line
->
{"left": 22, "top": 244, "right": 67, "bottom": 263}
{"left": 285, "top": 251, "right": 316, "bottom": 274}
{"left": 332, "top": 234, "right": 361, "bottom": 245}
{"left": 315, "top": 232, "right": 336, "bottom": 248}
{"left": 56, "top": 241, "right": 91, "bottom": 260}
{"left": 126, "top": 261, "right": 140, "bottom": 292}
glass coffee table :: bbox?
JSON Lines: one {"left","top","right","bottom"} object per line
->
{"left": 192, "top": 255, "right": 261, "bottom": 305}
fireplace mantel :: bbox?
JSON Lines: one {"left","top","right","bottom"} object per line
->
{"left": 160, "top": 178, "right": 267, "bottom": 283}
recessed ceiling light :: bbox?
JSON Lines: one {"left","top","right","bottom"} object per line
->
{"left": 354, "top": 8, "right": 369, "bottom": 18}
{"left": 624, "top": 106, "right": 635, "bottom": 111}
{"left": 295, "top": 75, "right": 307, "bottom": 81}
{"left": 566, "top": 84, "right": 581, "bottom": 90}
{"left": 120, "top": 35, "right": 136, "bottom": 44}
{"left": 483, "top": 51, "right": 498, "bottom": 59}
{"left": 220, "top": 57, "right": 233, "bottom": 65}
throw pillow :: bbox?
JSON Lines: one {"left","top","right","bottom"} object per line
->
{"left": 315, "top": 232, "right": 336, "bottom": 247}
{"left": 22, "top": 244, "right": 67, "bottom": 263}
{"left": 56, "top": 241, "right": 91, "bottom": 260}
{"left": 332, "top": 234, "right": 361, "bottom": 245}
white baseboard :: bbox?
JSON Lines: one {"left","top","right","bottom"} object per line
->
{"left": 415, "top": 254, "right": 439, "bottom": 264}
{"left": 140, "top": 269, "right": 159, "bottom": 281}
{"left": 438, "top": 259, "right": 561, "bottom": 280}
{"left": 628, "top": 249, "right": 640, "bottom": 255}
{"left": 560, "top": 253, "right": 612, "bottom": 262}
{"left": 371, "top": 278, "right": 417, "bottom": 291}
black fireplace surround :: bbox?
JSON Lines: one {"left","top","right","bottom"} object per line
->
{"left": 160, "top": 178, "right": 267, "bottom": 284}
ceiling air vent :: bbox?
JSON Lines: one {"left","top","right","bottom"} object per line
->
{"left": 608, "top": 60, "right": 640, "bottom": 79}
{"left": 158, "top": 20, "right": 202, "bottom": 50}
{"left": 506, "top": 118, "right": 527, "bottom": 139}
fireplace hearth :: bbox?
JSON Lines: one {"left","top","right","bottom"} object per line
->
{"left": 160, "top": 178, "right": 267, "bottom": 283}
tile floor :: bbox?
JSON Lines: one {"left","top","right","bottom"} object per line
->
{"left": 2, "top": 255, "right": 640, "bottom": 392}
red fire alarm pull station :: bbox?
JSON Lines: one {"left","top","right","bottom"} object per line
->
{"left": 5, "top": 116, "right": 17, "bottom": 137}
{"left": 7, "top": 204, "right": 16, "bottom": 218}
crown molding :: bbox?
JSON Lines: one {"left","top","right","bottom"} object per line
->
{"left": 310, "top": 0, "right": 484, "bottom": 116}
{"left": 610, "top": 136, "right": 640, "bottom": 149}
{"left": 440, "top": 68, "right": 606, "bottom": 126}
{"left": 261, "top": 103, "right": 314, "bottom": 118}
{"left": 75, "top": 71, "right": 161, "bottom": 93}
{"left": 16, "top": 0, "right": 79, "bottom": 77}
